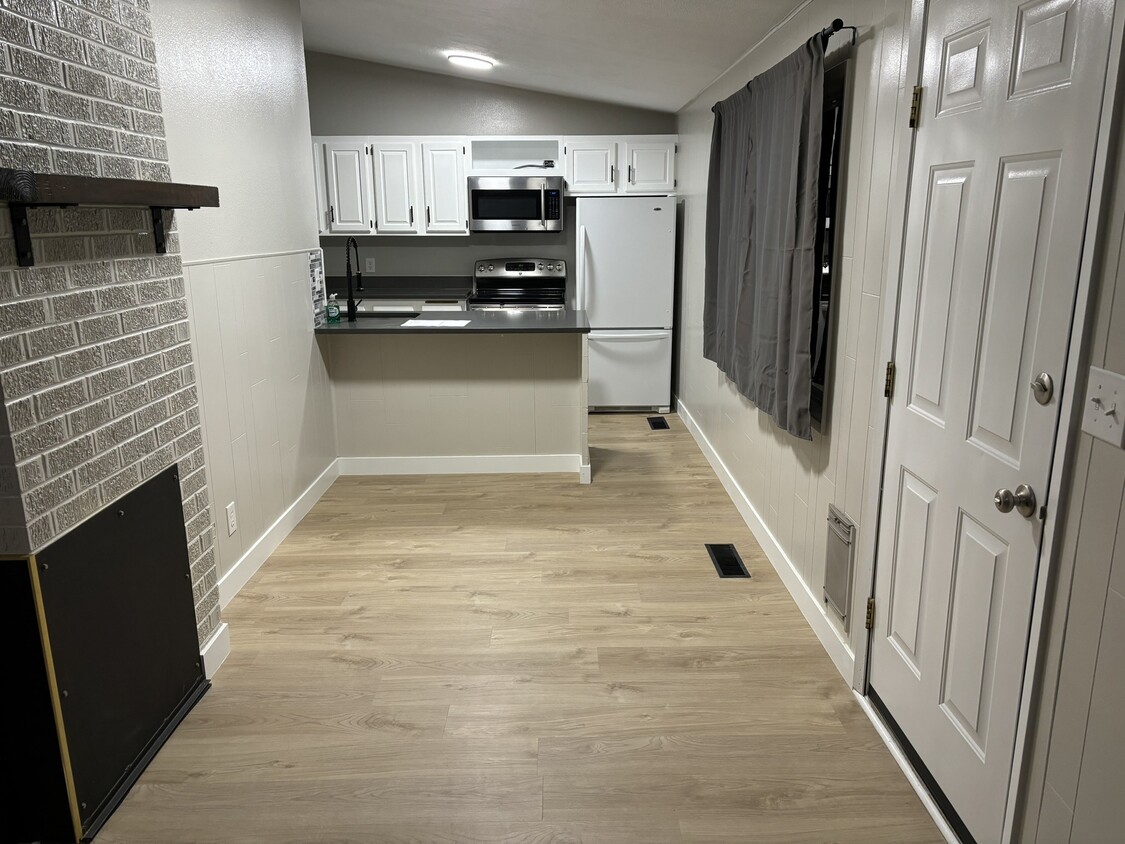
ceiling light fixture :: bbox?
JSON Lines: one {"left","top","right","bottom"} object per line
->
{"left": 447, "top": 53, "right": 495, "bottom": 70}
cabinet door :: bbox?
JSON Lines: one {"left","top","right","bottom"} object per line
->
{"left": 421, "top": 142, "right": 467, "bottom": 234}
{"left": 311, "top": 142, "right": 329, "bottom": 234}
{"left": 371, "top": 142, "right": 420, "bottom": 234}
{"left": 565, "top": 139, "right": 617, "bottom": 193}
{"left": 623, "top": 140, "right": 675, "bottom": 193}
{"left": 325, "top": 142, "right": 373, "bottom": 233}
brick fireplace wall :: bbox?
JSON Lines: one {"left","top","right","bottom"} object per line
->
{"left": 0, "top": 0, "right": 219, "bottom": 645}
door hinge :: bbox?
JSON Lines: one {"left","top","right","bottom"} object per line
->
{"left": 884, "top": 361, "right": 896, "bottom": 399}
{"left": 865, "top": 597, "right": 876, "bottom": 630}
{"left": 908, "top": 86, "right": 923, "bottom": 129}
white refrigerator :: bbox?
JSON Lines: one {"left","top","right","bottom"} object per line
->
{"left": 576, "top": 196, "right": 675, "bottom": 410}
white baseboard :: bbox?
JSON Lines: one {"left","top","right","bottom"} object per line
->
{"left": 854, "top": 691, "right": 962, "bottom": 843}
{"left": 677, "top": 398, "right": 854, "bottom": 682}
{"left": 217, "top": 460, "right": 340, "bottom": 608}
{"left": 337, "top": 454, "right": 582, "bottom": 476}
{"left": 200, "top": 622, "right": 230, "bottom": 679}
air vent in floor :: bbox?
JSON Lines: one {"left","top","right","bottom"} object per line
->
{"left": 706, "top": 543, "right": 750, "bottom": 578}
{"left": 647, "top": 416, "right": 670, "bottom": 430}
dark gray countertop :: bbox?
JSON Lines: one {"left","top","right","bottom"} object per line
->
{"left": 315, "top": 309, "right": 589, "bottom": 335}
{"left": 325, "top": 275, "right": 472, "bottom": 300}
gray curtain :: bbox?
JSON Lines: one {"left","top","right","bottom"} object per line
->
{"left": 704, "top": 36, "right": 824, "bottom": 440}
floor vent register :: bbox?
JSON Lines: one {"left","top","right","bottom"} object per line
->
{"left": 706, "top": 543, "right": 751, "bottom": 578}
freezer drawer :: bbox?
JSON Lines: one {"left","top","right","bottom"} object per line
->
{"left": 588, "top": 330, "right": 672, "bottom": 408}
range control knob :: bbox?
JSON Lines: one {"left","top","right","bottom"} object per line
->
{"left": 478, "top": 264, "right": 486, "bottom": 272}
{"left": 538, "top": 263, "right": 544, "bottom": 270}
{"left": 487, "top": 264, "right": 494, "bottom": 271}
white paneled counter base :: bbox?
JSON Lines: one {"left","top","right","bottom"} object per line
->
{"left": 323, "top": 330, "right": 590, "bottom": 483}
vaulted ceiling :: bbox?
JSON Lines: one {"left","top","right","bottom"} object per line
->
{"left": 299, "top": 0, "right": 806, "bottom": 112}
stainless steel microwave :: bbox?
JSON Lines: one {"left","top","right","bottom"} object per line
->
{"left": 467, "top": 176, "right": 564, "bottom": 233}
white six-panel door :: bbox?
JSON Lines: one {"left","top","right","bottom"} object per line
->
{"left": 869, "top": 0, "right": 1113, "bottom": 840}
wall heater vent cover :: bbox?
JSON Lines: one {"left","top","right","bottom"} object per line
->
{"left": 824, "top": 504, "right": 856, "bottom": 627}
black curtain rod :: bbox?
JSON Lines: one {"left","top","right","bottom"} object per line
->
{"left": 710, "top": 19, "right": 856, "bottom": 112}
{"left": 820, "top": 18, "right": 857, "bottom": 47}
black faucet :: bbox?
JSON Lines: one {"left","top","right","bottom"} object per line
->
{"left": 344, "top": 236, "right": 364, "bottom": 322}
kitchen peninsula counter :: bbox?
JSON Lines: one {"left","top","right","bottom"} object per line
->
{"left": 315, "top": 309, "right": 589, "bottom": 335}
{"left": 319, "top": 310, "right": 591, "bottom": 483}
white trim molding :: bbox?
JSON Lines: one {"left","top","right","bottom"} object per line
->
{"left": 200, "top": 622, "right": 230, "bottom": 679}
{"left": 677, "top": 398, "right": 855, "bottom": 682}
{"left": 337, "top": 454, "right": 584, "bottom": 477}
{"left": 182, "top": 246, "right": 321, "bottom": 267}
{"left": 217, "top": 460, "right": 341, "bottom": 608}
{"left": 854, "top": 691, "right": 961, "bottom": 844}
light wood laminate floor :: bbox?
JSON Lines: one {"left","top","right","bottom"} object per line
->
{"left": 99, "top": 414, "right": 941, "bottom": 843}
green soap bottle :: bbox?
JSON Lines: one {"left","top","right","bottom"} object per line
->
{"left": 326, "top": 293, "right": 341, "bottom": 323}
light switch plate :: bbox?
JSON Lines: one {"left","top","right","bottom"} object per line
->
{"left": 225, "top": 502, "right": 238, "bottom": 536}
{"left": 1082, "top": 366, "right": 1125, "bottom": 448}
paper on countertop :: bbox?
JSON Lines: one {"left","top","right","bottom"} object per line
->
{"left": 401, "top": 319, "right": 471, "bottom": 327}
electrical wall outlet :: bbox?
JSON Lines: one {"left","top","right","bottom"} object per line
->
{"left": 226, "top": 502, "right": 238, "bottom": 536}
{"left": 1082, "top": 366, "right": 1125, "bottom": 448}
{"left": 365, "top": 257, "right": 376, "bottom": 273}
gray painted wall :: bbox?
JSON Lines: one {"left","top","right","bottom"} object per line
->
{"left": 306, "top": 51, "right": 675, "bottom": 136}
{"left": 155, "top": 0, "right": 320, "bottom": 262}
{"left": 308, "top": 53, "right": 673, "bottom": 277}
{"left": 321, "top": 205, "right": 576, "bottom": 281}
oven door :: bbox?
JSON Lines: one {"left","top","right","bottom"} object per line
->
{"left": 468, "top": 176, "right": 563, "bottom": 232}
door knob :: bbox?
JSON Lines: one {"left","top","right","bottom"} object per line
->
{"left": 1030, "top": 372, "right": 1054, "bottom": 405}
{"left": 994, "top": 484, "right": 1037, "bottom": 517}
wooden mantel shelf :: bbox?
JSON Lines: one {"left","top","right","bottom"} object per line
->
{"left": 0, "top": 167, "right": 220, "bottom": 267}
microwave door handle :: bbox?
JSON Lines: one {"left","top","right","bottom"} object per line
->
{"left": 540, "top": 185, "right": 546, "bottom": 229}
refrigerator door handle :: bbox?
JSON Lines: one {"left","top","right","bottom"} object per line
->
{"left": 577, "top": 224, "right": 588, "bottom": 311}
{"left": 592, "top": 332, "right": 670, "bottom": 341}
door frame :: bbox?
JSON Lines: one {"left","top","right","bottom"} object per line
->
{"left": 853, "top": 0, "right": 1125, "bottom": 841}
{"left": 1002, "top": 5, "right": 1124, "bottom": 840}
{"left": 849, "top": 0, "right": 929, "bottom": 695}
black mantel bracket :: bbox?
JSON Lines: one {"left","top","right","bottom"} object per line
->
{"left": 1, "top": 167, "right": 219, "bottom": 268}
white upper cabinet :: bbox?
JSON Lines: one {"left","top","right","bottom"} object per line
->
{"left": 312, "top": 142, "right": 329, "bottom": 234}
{"left": 422, "top": 141, "right": 468, "bottom": 234}
{"left": 623, "top": 137, "right": 676, "bottom": 194}
{"left": 311, "top": 134, "right": 677, "bottom": 236}
{"left": 371, "top": 141, "right": 421, "bottom": 234}
{"left": 564, "top": 138, "right": 618, "bottom": 194}
{"left": 325, "top": 141, "right": 373, "bottom": 233}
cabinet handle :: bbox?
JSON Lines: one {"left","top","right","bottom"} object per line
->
{"left": 426, "top": 206, "right": 431, "bottom": 226}
{"left": 628, "top": 164, "right": 634, "bottom": 184}
{"left": 329, "top": 205, "right": 335, "bottom": 223}
{"left": 610, "top": 164, "right": 615, "bottom": 183}
{"left": 409, "top": 205, "right": 414, "bottom": 224}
